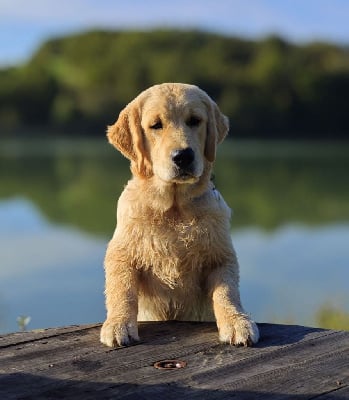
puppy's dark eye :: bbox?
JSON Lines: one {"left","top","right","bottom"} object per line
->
{"left": 150, "top": 121, "right": 163, "bottom": 130}
{"left": 186, "top": 116, "right": 201, "bottom": 127}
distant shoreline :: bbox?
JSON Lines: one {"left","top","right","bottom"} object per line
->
{"left": 1, "top": 30, "right": 349, "bottom": 140}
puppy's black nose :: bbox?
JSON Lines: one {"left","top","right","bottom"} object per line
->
{"left": 172, "top": 148, "right": 195, "bottom": 169}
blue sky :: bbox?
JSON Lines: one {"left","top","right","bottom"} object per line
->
{"left": 1, "top": 0, "right": 349, "bottom": 66}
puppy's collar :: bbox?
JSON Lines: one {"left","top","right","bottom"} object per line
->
{"left": 212, "top": 187, "right": 221, "bottom": 202}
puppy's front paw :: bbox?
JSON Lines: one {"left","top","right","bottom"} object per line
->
{"left": 218, "top": 314, "right": 259, "bottom": 347}
{"left": 100, "top": 318, "right": 139, "bottom": 347}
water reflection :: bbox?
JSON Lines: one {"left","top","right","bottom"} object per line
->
{"left": 235, "top": 224, "right": 349, "bottom": 324}
{"left": 0, "top": 198, "right": 106, "bottom": 333}
{"left": 0, "top": 140, "right": 348, "bottom": 333}
{"left": 1, "top": 197, "right": 348, "bottom": 334}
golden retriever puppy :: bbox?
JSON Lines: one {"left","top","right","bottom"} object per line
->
{"left": 100, "top": 83, "right": 259, "bottom": 347}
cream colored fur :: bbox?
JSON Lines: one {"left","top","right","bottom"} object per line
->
{"left": 100, "top": 83, "right": 259, "bottom": 347}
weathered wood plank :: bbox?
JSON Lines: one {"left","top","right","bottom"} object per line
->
{"left": 0, "top": 322, "right": 348, "bottom": 400}
{"left": 0, "top": 324, "right": 99, "bottom": 348}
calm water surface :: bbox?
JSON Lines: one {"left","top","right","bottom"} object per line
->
{"left": 0, "top": 139, "right": 348, "bottom": 334}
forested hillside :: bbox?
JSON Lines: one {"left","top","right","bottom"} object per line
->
{"left": 1, "top": 30, "right": 349, "bottom": 139}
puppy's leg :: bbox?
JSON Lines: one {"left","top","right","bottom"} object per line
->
{"left": 100, "top": 243, "right": 139, "bottom": 347}
{"left": 209, "top": 266, "right": 259, "bottom": 346}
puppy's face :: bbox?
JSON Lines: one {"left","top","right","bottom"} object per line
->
{"left": 141, "top": 89, "right": 207, "bottom": 183}
{"left": 107, "top": 83, "right": 229, "bottom": 182}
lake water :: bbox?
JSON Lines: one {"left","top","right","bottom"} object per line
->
{"left": 0, "top": 139, "right": 348, "bottom": 334}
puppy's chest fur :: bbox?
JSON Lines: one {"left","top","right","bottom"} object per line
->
{"left": 114, "top": 182, "right": 234, "bottom": 294}
{"left": 126, "top": 205, "right": 231, "bottom": 321}
{"left": 132, "top": 212, "right": 213, "bottom": 285}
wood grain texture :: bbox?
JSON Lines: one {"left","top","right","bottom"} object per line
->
{"left": 0, "top": 322, "right": 348, "bottom": 399}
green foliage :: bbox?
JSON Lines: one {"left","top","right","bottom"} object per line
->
{"left": 315, "top": 304, "right": 349, "bottom": 331}
{"left": 0, "top": 30, "right": 349, "bottom": 138}
{"left": 17, "top": 316, "right": 31, "bottom": 332}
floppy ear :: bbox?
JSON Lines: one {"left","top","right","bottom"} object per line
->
{"left": 107, "top": 102, "right": 152, "bottom": 178}
{"left": 204, "top": 100, "right": 229, "bottom": 163}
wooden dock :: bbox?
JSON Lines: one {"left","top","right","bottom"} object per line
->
{"left": 1, "top": 321, "right": 348, "bottom": 399}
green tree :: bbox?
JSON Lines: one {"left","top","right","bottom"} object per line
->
{"left": 1, "top": 30, "right": 348, "bottom": 138}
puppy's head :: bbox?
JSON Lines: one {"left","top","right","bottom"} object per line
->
{"left": 107, "top": 83, "right": 229, "bottom": 182}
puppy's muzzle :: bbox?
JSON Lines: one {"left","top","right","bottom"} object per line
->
{"left": 171, "top": 148, "right": 195, "bottom": 173}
